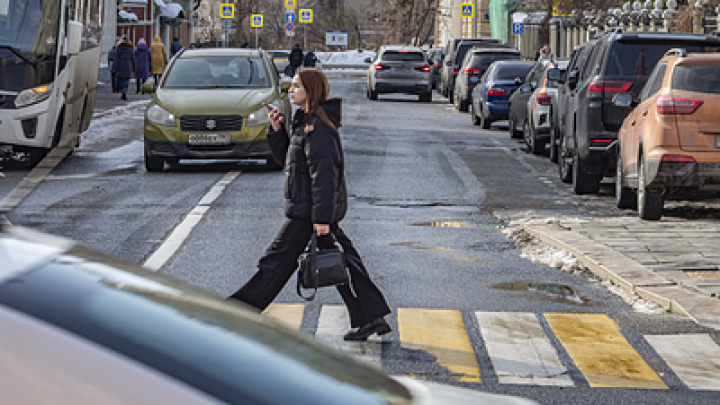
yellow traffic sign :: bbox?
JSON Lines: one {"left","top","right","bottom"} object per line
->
{"left": 220, "top": 3, "right": 234, "bottom": 18}
{"left": 299, "top": 9, "right": 312, "bottom": 23}
{"left": 459, "top": 2, "right": 474, "bottom": 18}
{"left": 251, "top": 14, "right": 263, "bottom": 28}
{"left": 285, "top": 0, "right": 296, "bottom": 9}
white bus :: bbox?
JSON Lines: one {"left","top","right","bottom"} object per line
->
{"left": 0, "top": 0, "right": 104, "bottom": 167}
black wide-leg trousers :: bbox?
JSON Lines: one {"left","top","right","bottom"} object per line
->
{"left": 230, "top": 218, "right": 391, "bottom": 328}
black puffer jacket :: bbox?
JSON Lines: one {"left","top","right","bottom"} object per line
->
{"left": 266, "top": 98, "right": 348, "bottom": 224}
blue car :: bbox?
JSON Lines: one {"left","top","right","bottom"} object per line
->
{"left": 470, "top": 60, "right": 535, "bottom": 129}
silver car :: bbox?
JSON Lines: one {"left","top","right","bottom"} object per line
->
{"left": 367, "top": 46, "right": 432, "bottom": 102}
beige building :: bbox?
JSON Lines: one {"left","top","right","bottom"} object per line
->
{"left": 437, "top": 0, "right": 492, "bottom": 49}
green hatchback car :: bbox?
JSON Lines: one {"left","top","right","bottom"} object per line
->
{"left": 142, "top": 48, "right": 292, "bottom": 172}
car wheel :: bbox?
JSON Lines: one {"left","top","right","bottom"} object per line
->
{"left": 558, "top": 136, "right": 572, "bottom": 183}
{"left": 265, "top": 156, "right": 283, "bottom": 171}
{"left": 549, "top": 127, "right": 559, "bottom": 163}
{"left": 470, "top": 103, "right": 481, "bottom": 126}
{"left": 458, "top": 91, "right": 469, "bottom": 112}
{"left": 637, "top": 154, "right": 664, "bottom": 220}
{"left": 572, "top": 155, "right": 601, "bottom": 195}
{"left": 420, "top": 92, "right": 432, "bottom": 103}
{"left": 615, "top": 151, "right": 637, "bottom": 209}
{"left": 145, "top": 154, "right": 164, "bottom": 172}
{"left": 525, "top": 120, "right": 544, "bottom": 155}
{"left": 369, "top": 87, "right": 378, "bottom": 101}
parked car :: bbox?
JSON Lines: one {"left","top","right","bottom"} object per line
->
{"left": 366, "top": 46, "right": 432, "bottom": 102}
{"left": 470, "top": 60, "right": 535, "bottom": 129}
{"left": 454, "top": 48, "right": 522, "bottom": 112}
{"left": 508, "top": 58, "right": 568, "bottom": 155}
{"left": 555, "top": 29, "right": 720, "bottom": 193}
{"left": 615, "top": 49, "right": 720, "bottom": 220}
{"left": 439, "top": 38, "right": 505, "bottom": 100}
{"left": 547, "top": 60, "right": 570, "bottom": 163}
{"left": 142, "top": 48, "right": 292, "bottom": 172}
{"left": 428, "top": 48, "right": 444, "bottom": 89}
{"left": 0, "top": 224, "right": 539, "bottom": 405}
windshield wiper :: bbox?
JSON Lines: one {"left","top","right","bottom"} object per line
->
{"left": 0, "top": 45, "right": 38, "bottom": 69}
{"left": 247, "top": 59, "right": 254, "bottom": 84}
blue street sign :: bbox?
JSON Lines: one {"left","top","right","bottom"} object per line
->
{"left": 512, "top": 22, "right": 525, "bottom": 35}
{"left": 460, "top": 3, "right": 473, "bottom": 18}
{"left": 285, "top": 12, "right": 295, "bottom": 23}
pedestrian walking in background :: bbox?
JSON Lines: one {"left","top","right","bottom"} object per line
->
{"left": 535, "top": 44, "right": 550, "bottom": 61}
{"left": 289, "top": 43, "right": 304, "bottom": 76}
{"left": 108, "top": 36, "right": 120, "bottom": 93}
{"left": 134, "top": 38, "right": 152, "bottom": 94}
{"left": 150, "top": 35, "right": 167, "bottom": 86}
{"left": 303, "top": 48, "right": 317, "bottom": 68}
{"left": 170, "top": 37, "right": 182, "bottom": 56}
{"left": 114, "top": 36, "right": 135, "bottom": 100}
{"left": 229, "top": 68, "right": 392, "bottom": 342}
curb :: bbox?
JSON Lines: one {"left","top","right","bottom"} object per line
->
{"left": 522, "top": 223, "right": 720, "bottom": 331}
{"left": 92, "top": 100, "right": 149, "bottom": 120}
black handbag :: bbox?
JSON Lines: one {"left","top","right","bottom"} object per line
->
{"left": 296, "top": 233, "right": 351, "bottom": 301}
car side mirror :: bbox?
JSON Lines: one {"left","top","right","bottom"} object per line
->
{"left": 142, "top": 82, "right": 155, "bottom": 94}
{"left": 514, "top": 77, "right": 523, "bottom": 86}
{"left": 567, "top": 70, "right": 579, "bottom": 90}
{"left": 547, "top": 69, "right": 561, "bottom": 81}
{"left": 280, "top": 78, "right": 292, "bottom": 93}
{"left": 66, "top": 21, "right": 83, "bottom": 56}
{"left": 613, "top": 93, "right": 635, "bottom": 108}
{"left": 521, "top": 83, "right": 532, "bottom": 93}
{"left": 363, "top": 57, "right": 371, "bottom": 64}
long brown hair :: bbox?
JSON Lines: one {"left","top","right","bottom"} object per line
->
{"left": 296, "top": 68, "right": 339, "bottom": 131}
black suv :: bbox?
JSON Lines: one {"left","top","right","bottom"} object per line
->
{"left": 439, "top": 38, "right": 504, "bottom": 100}
{"left": 556, "top": 29, "right": 720, "bottom": 194}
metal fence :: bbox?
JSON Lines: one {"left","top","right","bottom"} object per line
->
{"left": 516, "top": 0, "right": 720, "bottom": 60}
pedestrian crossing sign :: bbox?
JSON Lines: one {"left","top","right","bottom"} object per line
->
{"left": 220, "top": 4, "right": 233, "bottom": 19}
{"left": 460, "top": 3, "right": 474, "bottom": 18}
{"left": 251, "top": 14, "right": 263, "bottom": 28}
{"left": 285, "top": 0, "right": 296, "bottom": 9}
{"left": 299, "top": 9, "right": 313, "bottom": 24}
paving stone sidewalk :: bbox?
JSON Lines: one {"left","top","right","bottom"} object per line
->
{"left": 522, "top": 217, "right": 720, "bottom": 330}
{"left": 93, "top": 80, "right": 152, "bottom": 118}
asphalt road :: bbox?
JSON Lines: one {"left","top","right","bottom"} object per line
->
{"left": 3, "top": 77, "right": 720, "bottom": 404}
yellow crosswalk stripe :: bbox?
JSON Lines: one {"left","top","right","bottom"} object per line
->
{"left": 545, "top": 313, "right": 667, "bottom": 389}
{"left": 398, "top": 308, "right": 480, "bottom": 383}
{"left": 262, "top": 303, "right": 305, "bottom": 330}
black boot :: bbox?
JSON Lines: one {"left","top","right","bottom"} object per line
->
{"left": 343, "top": 317, "right": 391, "bottom": 341}
{"left": 121, "top": 92, "right": 127, "bottom": 100}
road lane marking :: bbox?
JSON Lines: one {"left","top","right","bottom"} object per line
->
{"left": 0, "top": 147, "right": 73, "bottom": 212}
{"left": 315, "top": 305, "right": 384, "bottom": 369}
{"left": 398, "top": 308, "right": 480, "bottom": 383}
{"left": 263, "top": 303, "right": 305, "bottom": 330}
{"left": 476, "top": 312, "right": 573, "bottom": 386}
{"left": 143, "top": 170, "right": 241, "bottom": 271}
{"left": 545, "top": 313, "right": 666, "bottom": 389}
{"left": 645, "top": 334, "right": 720, "bottom": 390}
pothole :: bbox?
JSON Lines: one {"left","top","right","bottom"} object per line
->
{"left": 488, "top": 282, "right": 591, "bottom": 305}
{"left": 410, "top": 221, "right": 504, "bottom": 229}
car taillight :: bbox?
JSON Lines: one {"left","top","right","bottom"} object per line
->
{"left": 464, "top": 68, "right": 483, "bottom": 74}
{"left": 588, "top": 81, "right": 633, "bottom": 93}
{"left": 453, "top": 68, "right": 459, "bottom": 75}
{"left": 434, "top": 62, "right": 442, "bottom": 68}
{"left": 536, "top": 91, "right": 552, "bottom": 105}
{"left": 656, "top": 95, "right": 703, "bottom": 115}
{"left": 591, "top": 139, "right": 614, "bottom": 146}
{"left": 374, "top": 63, "right": 391, "bottom": 71}
{"left": 487, "top": 87, "right": 507, "bottom": 96}
{"left": 415, "top": 65, "right": 431, "bottom": 72}
{"left": 661, "top": 154, "right": 696, "bottom": 163}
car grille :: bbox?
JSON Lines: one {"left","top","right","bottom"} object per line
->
{"left": 187, "top": 144, "right": 236, "bottom": 152}
{"left": 180, "top": 115, "right": 243, "bottom": 132}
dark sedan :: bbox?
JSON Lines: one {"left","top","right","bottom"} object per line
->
{"left": 470, "top": 60, "right": 535, "bottom": 129}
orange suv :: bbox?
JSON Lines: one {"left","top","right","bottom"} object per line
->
{"left": 615, "top": 49, "right": 720, "bottom": 220}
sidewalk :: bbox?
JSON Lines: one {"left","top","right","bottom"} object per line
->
{"left": 521, "top": 217, "right": 720, "bottom": 330}
{"left": 93, "top": 79, "right": 152, "bottom": 118}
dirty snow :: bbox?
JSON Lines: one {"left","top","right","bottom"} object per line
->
{"left": 317, "top": 50, "right": 375, "bottom": 67}
{"left": 81, "top": 100, "right": 147, "bottom": 150}
{"left": 505, "top": 227, "right": 665, "bottom": 314}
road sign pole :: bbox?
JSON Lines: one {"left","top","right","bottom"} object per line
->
{"left": 304, "top": 24, "right": 307, "bottom": 49}
{"left": 255, "top": 27, "right": 259, "bottom": 48}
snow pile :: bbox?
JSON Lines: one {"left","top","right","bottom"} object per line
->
{"left": 506, "top": 227, "right": 665, "bottom": 314}
{"left": 317, "top": 50, "right": 375, "bottom": 69}
{"left": 82, "top": 101, "right": 147, "bottom": 147}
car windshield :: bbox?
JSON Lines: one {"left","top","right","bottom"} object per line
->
{"left": 546, "top": 68, "right": 567, "bottom": 88}
{"left": 672, "top": 64, "right": 720, "bottom": 94}
{"left": 471, "top": 53, "right": 521, "bottom": 70}
{"left": 163, "top": 56, "right": 271, "bottom": 89}
{"left": 495, "top": 63, "right": 534, "bottom": 80}
{"left": 381, "top": 51, "right": 425, "bottom": 62}
{"left": 606, "top": 42, "right": 720, "bottom": 76}
{"left": 454, "top": 43, "right": 506, "bottom": 66}
{"left": 0, "top": 0, "right": 59, "bottom": 60}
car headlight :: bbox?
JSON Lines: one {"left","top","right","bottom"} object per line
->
{"left": 246, "top": 104, "right": 272, "bottom": 127}
{"left": 15, "top": 84, "right": 52, "bottom": 108}
{"left": 146, "top": 105, "right": 176, "bottom": 127}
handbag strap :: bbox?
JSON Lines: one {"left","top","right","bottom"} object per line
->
{"left": 297, "top": 233, "right": 319, "bottom": 301}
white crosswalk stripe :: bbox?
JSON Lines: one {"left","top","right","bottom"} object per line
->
{"left": 315, "top": 305, "right": 384, "bottom": 369}
{"left": 645, "top": 334, "right": 720, "bottom": 391}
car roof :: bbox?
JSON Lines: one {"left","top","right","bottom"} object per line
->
{"left": 471, "top": 47, "right": 521, "bottom": 53}
{"left": 179, "top": 48, "right": 263, "bottom": 58}
{"left": 598, "top": 29, "right": 720, "bottom": 44}
{"left": 381, "top": 45, "right": 424, "bottom": 52}
{"left": 663, "top": 51, "right": 720, "bottom": 63}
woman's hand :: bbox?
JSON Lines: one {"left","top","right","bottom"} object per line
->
{"left": 314, "top": 224, "right": 329, "bottom": 236}
{"left": 266, "top": 106, "right": 284, "bottom": 131}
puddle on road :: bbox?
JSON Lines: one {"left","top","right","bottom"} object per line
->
{"left": 410, "top": 221, "right": 504, "bottom": 229}
{"left": 488, "top": 282, "right": 592, "bottom": 305}
{"left": 390, "top": 242, "right": 456, "bottom": 252}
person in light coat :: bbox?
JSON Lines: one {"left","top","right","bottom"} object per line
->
{"left": 150, "top": 36, "right": 168, "bottom": 86}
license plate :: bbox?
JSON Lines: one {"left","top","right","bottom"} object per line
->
{"left": 188, "top": 133, "right": 231, "bottom": 145}
{"left": 470, "top": 76, "right": 479, "bottom": 83}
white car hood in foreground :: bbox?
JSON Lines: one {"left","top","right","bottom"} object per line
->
{"left": 394, "top": 377, "right": 539, "bottom": 405}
